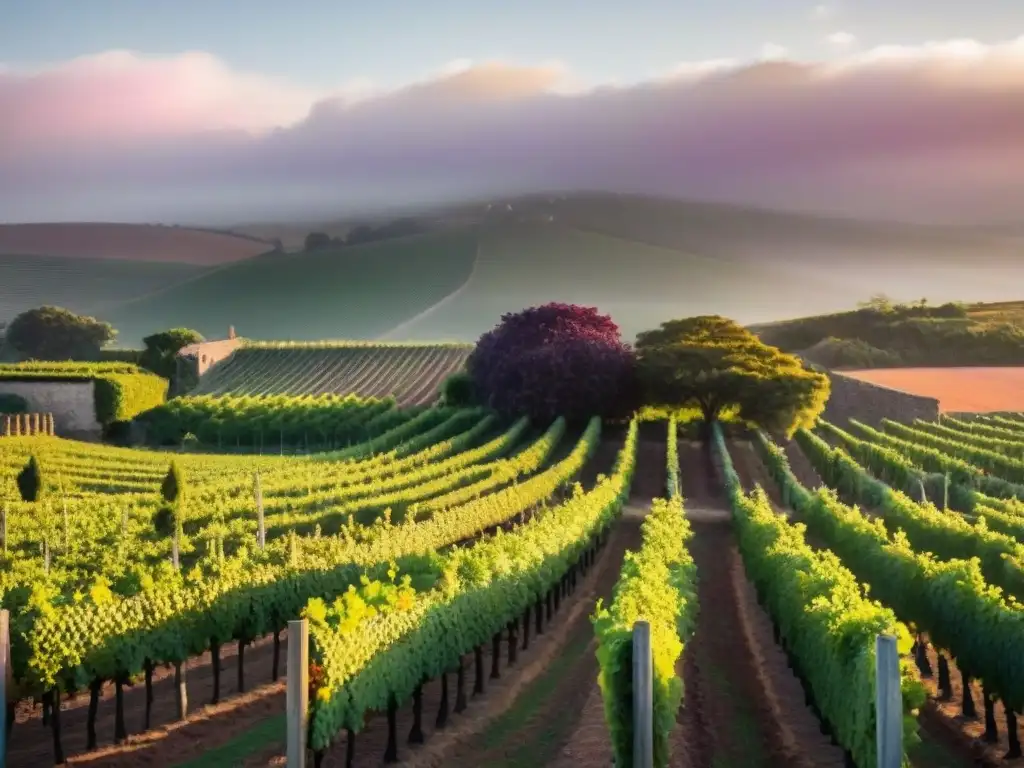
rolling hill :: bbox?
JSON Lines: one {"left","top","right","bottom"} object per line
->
{"left": 0, "top": 223, "right": 278, "bottom": 327}
{"left": 753, "top": 299, "right": 1024, "bottom": 368}
{"left": 101, "top": 228, "right": 479, "bottom": 346}
{"left": 0, "top": 253, "right": 208, "bottom": 322}
{"left": 0, "top": 223, "right": 272, "bottom": 265}
{"left": 12, "top": 194, "right": 1024, "bottom": 346}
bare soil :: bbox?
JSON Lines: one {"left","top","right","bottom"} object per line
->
{"left": 0, "top": 223, "right": 269, "bottom": 265}
{"left": 674, "top": 445, "right": 845, "bottom": 768}
{"left": 738, "top": 437, "right": 996, "bottom": 767}
{"left": 841, "top": 367, "right": 1024, "bottom": 413}
{"left": 7, "top": 632, "right": 288, "bottom": 767}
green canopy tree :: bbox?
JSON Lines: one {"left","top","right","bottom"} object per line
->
{"left": 7, "top": 306, "right": 116, "bottom": 360}
{"left": 140, "top": 328, "right": 204, "bottom": 379}
{"left": 635, "top": 315, "right": 830, "bottom": 436}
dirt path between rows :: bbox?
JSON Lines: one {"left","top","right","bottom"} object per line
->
{"left": 428, "top": 436, "right": 666, "bottom": 768}
{"left": 8, "top": 630, "right": 289, "bottom": 768}
{"left": 674, "top": 441, "right": 845, "bottom": 768}
{"left": 8, "top": 439, "right": 627, "bottom": 768}
{"left": 736, "top": 436, "right": 984, "bottom": 768}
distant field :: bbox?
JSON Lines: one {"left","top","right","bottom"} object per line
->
{"left": 0, "top": 223, "right": 272, "bottom": 265}
{"left": 389, "top": 220, "right": 857, "bottom": 343}
{"left": 193, "top": 342, "right": 473, "bottom": 405}
{"left": 841, "top": 367, "right": 1024, "bottom": 412}
{"left": 14, "top": 194, "right": 1024, "bottom": 347}
{"left": 0, "top": 253, "right": 207, "bottom": 322}
{"left": 102, "top": 228, "right": 479, "bottom": 346}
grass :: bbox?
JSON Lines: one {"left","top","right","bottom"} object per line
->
{"left": 474, "top": 633, "right": 593, "bottom": 767}
{"left": 174, "top": 713, "right": 285, "bottom": 768}
{"left": 392, "top": 220, "right": 830, "bottom": 344}
{"left": 699, "top": 650, "right": 770, "bottom": 768}
{"left": 101, "top": 228, "right": 479, "bottom": 346}
{"left": 0, "top": 253, "right": 207, "bottom": 322}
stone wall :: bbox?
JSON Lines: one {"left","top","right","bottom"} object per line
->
{"left": 179, "top": 337, "right": 243, "bottom": 377}
{"left": 821, "top": 371, "right": 939, "bottom": 426}
{"left": 0, "top": 381, "right": 100, "bottom": 434}
{"left": 175, "top": 333, "right": 243, "bottom": 395}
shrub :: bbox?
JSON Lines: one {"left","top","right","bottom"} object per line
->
{"left": 440, "top": 371, "right": 475, "bottom": 406}
{"left": 0, "top": 393, "right": 28, "bottom": 414}
{"left": 17, "top": 455, "right": 43, "bottom": 503}
{"left": 468, "top": 303, "right": 635, "bottom": 423}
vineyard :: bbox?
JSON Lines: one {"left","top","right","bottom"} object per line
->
{"left": 4, "top": 398, "right": 1024, "bottom": 767}
{"left": 189, "top": 343, "right": 474, "bottom": 406}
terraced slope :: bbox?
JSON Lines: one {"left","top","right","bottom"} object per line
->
{"left": 191, "top": 342, "right": 473, "bottom": 405}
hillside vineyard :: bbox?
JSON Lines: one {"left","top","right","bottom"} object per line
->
{"left": 5, "top": 400, "right": 1024, "bottom": 765}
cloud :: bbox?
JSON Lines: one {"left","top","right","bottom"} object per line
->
{"left": 811, "top": 4, "right": 835, "bottom": 20}
{"left": 826, "top": 31, "right": 857, "bottom": 48}
{"left": 3, "top": 38, "right": 1024, "bottom": 224}
{"left": 759, "top": 43, "right": 789, "bottom": 60}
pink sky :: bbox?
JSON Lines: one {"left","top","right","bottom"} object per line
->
{"left": 3, "top": 36, "right": 1024, "bottom": 223}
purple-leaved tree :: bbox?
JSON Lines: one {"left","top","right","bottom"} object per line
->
{"left": 467, "top": 303, "right": 636, "bottom": 423}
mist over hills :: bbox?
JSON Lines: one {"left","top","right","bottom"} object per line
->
{"left": 0, "top": 193, "right": 1009, "bottom": 347}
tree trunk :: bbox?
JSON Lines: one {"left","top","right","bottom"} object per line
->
{"left": 272, "top": 628, "right": 281, "bottom": 681}
{"left": 490, "top": 633, "right": 501, "bottom": 679}
{"left": 114, "top": 677, "right": 127, "bottom": 743}
{"left": 937, "top": 654, "right": 952, "bottom": 701}
{"left": 507, "top": 621, "right": 518, "bottom": 666}
{"left": 535, "top": 599, "right": 544, "bottom": 634}
{"left": 49, "top": 688, "right": 65, "bottom": 765}
{"left": 237, "top": 638, "right": 246, "bottom": 693}
{"left": 961, "top": 671, "right": 978, "bottom": 719}
{"left": 346, "top": 728, "right": 355, "bottom": 768}
{"left": 522, "top": 607, "right": 531, "bottom": 650}
{"left": 408, "top": 682, "right": 424, "bottom": 744}
{"left": 144, "top": 660, "right": 155, "bottom": 729}
{"left": 174, "top": 662, "right": 188, "bottom": 720}
{"left": 913, "top": 635, "right": 933, "bottom": 677}
{"left": 384, "top": 693, "right": 398, "bottom": 763}
{"left": 87, "top": 679, "right": 101, "bottom": 750}
{"left": 983, "top": 685, "right": 998, "bottom": 743}
{"left": 211, "top": 641, "right": 221, "bottom": 704}
{"left": 1007, "top": 707, "right": 1022, "bottom": 759}
{"left": 473, "top": 645, "right": 485, "bottom": 695}
{"left": 455, "top": 656, "right": 467, "bottom": 713}
{"left": 436, "top": 671, "right": 449, "bottom": 729}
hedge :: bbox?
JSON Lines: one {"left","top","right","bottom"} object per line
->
{"left": 0, "top": 393, "right": 29, "bottom": 414}
{"left": 0, "top": 363, "right": 168, "bottom": 424}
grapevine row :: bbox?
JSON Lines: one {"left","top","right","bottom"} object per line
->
{"left": 593, "top": 417, "right": 696, "bottom": 767}
{"left": 712, "top": 422, "right": 924, "bottom": 768}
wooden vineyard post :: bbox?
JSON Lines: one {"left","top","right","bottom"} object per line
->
{"left": 876, "top": 634, "right": 903, "bottom": 768}
{"left": 287, "top": 618, "right": 309, "bottom": 768}
{"left": 632, "top": 620, "right": 653, "bottom": 768}
{"left": 1, "top": 609, "right": 9, "bottom": 768}
{"left": 255, "top": 470, "right": 265, "bottom": 550}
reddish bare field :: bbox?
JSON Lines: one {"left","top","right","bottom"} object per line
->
{"left": 0, "top": 223, "right": 271, "bottom": 265}
{"left": 842, "top": 366, "right": 1024, "bottom": 413}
